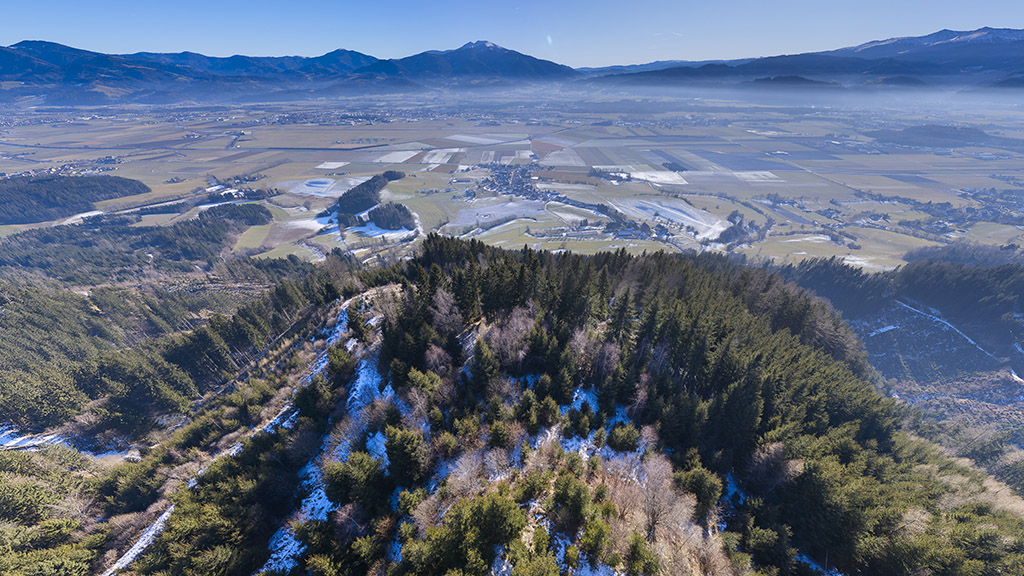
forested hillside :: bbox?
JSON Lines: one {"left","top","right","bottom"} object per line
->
{"left": 779, "top": 251, "right": 1024, "bottom": 344}
{"left": 4, "top": 237, "right": 1024, "bottom": 576}
{"left": 0, "top": 200, "right": 314, "bottom": 432}
{"left": 0, "top": 251, "right": 360, "bottom": 576}
{"left": 0, "top": 175, "right": 150, "bottom": 224}
{"left": 778, "top": 249, "right": 1024, "bottom": 501}
{"left": 0, "top": 203, "right": 275, "bottom": 283}
{"left": 130, "top": 236, "right": 1024, "bottom": 576}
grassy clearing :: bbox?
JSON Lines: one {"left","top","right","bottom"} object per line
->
{"left": 252, "top": 242, "right": 318, "bottom": 261}
{"left": 234, "top": 224, "right": 272, "bottom": 251}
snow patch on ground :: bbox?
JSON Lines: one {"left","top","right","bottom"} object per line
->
{"left": 490, "top": 545, "right": 513, "bottom": 576}
{"left": 560, "top": 387, "right": 600, "bottom": 416}
{"left": 100, "top": 505, "right": 175, "bottom": 576}
{"left": 260, "top": 356, "right": 389, "bottom": 574}
{"left": 347, "top": 359, "right": 385, "bottom": 413}
{"left": 348, "top": 222, "right": 416, "bottom": 241}
{"left": 575, "top": 561, "right": 620, "bottom": 576}
{"left": 389, "top": 535, "right": 404, "bottom": 564}
{"left": 428, "top": 458, "right": 454, "bottom": 493}
{"left": 260, "top": 526, "right": 303, "bottom": 575}
{"left": 896, "top": 301, "right": 998, "bottom": 360}
{"left": 0, "top": 426, "right": 65, "bottom": 451}
{"left": 725, "top": 474, "right": 747, "bottom": 505}
{"left": 869, "top": 325, "right": 898, "bottom": 337}
{"left": 630, "top": 171, "right": 688, "bottom": 185}
{"left": 316, "top": 161, "right": 349, "bottom": 170}
{"left": 422, "top": 148, "right": 461, "bottom": 164}
{"left": 366, "top": 431, "right": 389, "bottom": 466}
{"left": 797, "top": 553, "right": 846, "bottom": 576}
{"left": 780, "top": 234, "right": 831, "bottom": 243}
{"left": 285, "top": 217, "right": 329, "bottom": 232}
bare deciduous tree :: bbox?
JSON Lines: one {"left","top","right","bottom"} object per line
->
{"left": 448, "top": 449, "right": 485, "bottom": 499}
{"left": 487, "top": 304, "right": 534, "bottom": 369}
{"left": 429, "top": 288, "right": 463, "bottom": 336}
{"left": 593, "top": 341, "right": 621, "bottom": 383}
{"left": 424, "top": 344, "right": 452, "bottom": 377}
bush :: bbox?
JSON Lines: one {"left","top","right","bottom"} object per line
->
{"left": 580, "top": 519, "right": 609, "bottom": 566}
{"left": 607, "top": 422, "right": 640, "bottom": 452}
{"left": 553, "top": 474, "right": 590, "bottom": 532}
{"left": 489, "top": 420, "right": 512, "bottom": 449}
{"left": 323, "top": 451, "right": 386, "bottom": 510}
{"left": 675, "top": 466, "right": 722, "bottom": 527}
{"left": 625, "top": 533, "right": 658, "bottom": 576}
{"left": 385, "top": 425, "right": 430, "bottom": 486}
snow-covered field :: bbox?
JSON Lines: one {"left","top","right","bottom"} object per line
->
{"left": 447, "top": 134, "right": 504, "bottom": 145}
{"left": 606, "top": 196, "right": 724, "bottom": 239}
{"left": 422, "top": 148, "right": 462, "bottom": 164}
{"left": 780, "top": 234, "right": 831, "bottom": 243}
{"left": 629, "top": 171, "right": 688, "bottom": 185}
{"left": 735, "top": 171, "right": 782, "bottom": 182}
{"left": 288, "top": 178, "right": 337, "bottom": 195}
{"left": 541, "top": 148, "right": 586, "bottom": 167}
{"left": 288, "top": 176, "right": 371, "bottom": 197}
{"left": 285, "top": 215, "right": 331, "bottom": 232}
{"left": 347, "top": 222, "right": 415, "bottom": 241}
{"left": 375, "top": 150, "right": 420, "bottom": 164}
{"left": 447, "top": 199, "right": 547, "bottom": 229}
{"left": 316, "top": 161, "right": 349, "bottom": 170}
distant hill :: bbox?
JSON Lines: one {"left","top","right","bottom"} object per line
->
{"left": 869, "top": 124, "right": 995, "bottom": 148}
{"left": 591, "top": 27, "right": 1024, "bottom": 91}
{"left": 352, "top": 41, "right": 580, "bottom": 83}
{"left": 823, "top": 27, "right": 1024, "bottom": 67}
{"left": 748, "top": 75, "right": 842, "bottom": 89}
{"left": 129, "top": 48, "right": 379, "bottom": 78}
{"left": 577, "top": 59, "right": 747, "bottom": 76}
{"left": 4, "top": 28, "right": 1024, "bottom": 104}
{"left": 863, "top": 124, "right": 1024, "bottom": 152}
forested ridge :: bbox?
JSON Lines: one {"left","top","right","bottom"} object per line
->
{"left": 368, "top": 202, "right": 416, "bottom": 230}
{"left": 0, "top": 175, "right": 150, "bottom": 224}
{"left": 129, "top": 236, "right": 1024, "bottom": 576}
{"left": 325, "top": 170, "right": 406, "bottom": 227}
{"left": 778, "top": 248, "right": 1024, "bottom": 338}
{"left": 3, "top": 237, "right": 1024, "bottom": 576}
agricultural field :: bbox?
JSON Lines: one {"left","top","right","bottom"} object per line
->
{"left": 2, "top": 93, "right": 1023, "bottom": 269}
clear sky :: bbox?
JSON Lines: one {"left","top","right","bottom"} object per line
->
{"left": 4, "top": 0, "right": 1024, "bottom": 67}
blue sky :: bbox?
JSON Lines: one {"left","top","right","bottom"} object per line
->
{"left": 4, "top": 0, "right": 1024, "bottom": 67}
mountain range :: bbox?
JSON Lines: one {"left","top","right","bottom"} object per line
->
{"left": 2, "top": 27, "right": 1023, "bottom": 104}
